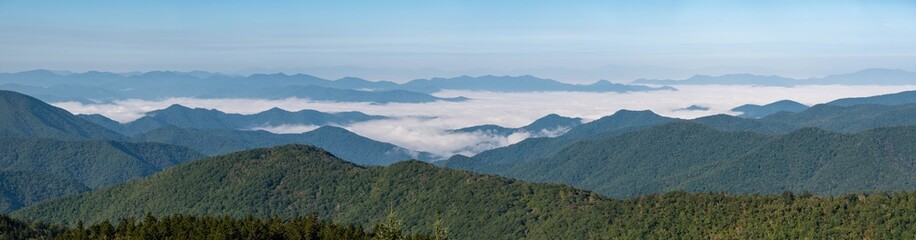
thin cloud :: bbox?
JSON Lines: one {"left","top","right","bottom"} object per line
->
{"left": 247, "top": 124, "right": 322, "bottom": 134}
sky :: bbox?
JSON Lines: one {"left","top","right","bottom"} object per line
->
{"left": 2, "top": 0, "right": 916, "bottom": 82}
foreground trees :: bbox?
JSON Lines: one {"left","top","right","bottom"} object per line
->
{"left": 6, "top": 191, "right": 916, "bottom": 239}
{"left": 2, "top": 213, "right": 438, "bottom": 240}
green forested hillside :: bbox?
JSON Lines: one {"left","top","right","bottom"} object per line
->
{"left": 12, "top": 145, "right": 916, "bottom": 239}
{"left": 0, "top": 171, "right": 89, "bottom": 213}
{"left": 0, "top": 138, "right": 204, "bottom": 189}
{"left": 13, "top": 145, "right": 609, "bottom": 239}
{"left": 0, "top": 91, "right": 209, "bottom": 213}
{"left": 684, "top": 127, "right": 916, "bottom": 194}
{"left": 506, "top": 123, "right": 916, "bottom": 197}
{"left": 133, "top": 125, "right": 437, "bottom": 164}
{"left": 760, "top": 103, "right": 916, "bottom": 132}
{"left": 0, "top": 90, "right": 125, "bottom": 141}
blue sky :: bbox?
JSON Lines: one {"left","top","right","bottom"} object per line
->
{"left": 1, "top": 0, "right": 915, "bottom": 81}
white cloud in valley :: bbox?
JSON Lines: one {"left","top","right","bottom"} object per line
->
{"left": 53, "top": 85, "right": 916, "bottom": 157}
{"left": 247, "top": 124, "right": 322, "bottom": 134}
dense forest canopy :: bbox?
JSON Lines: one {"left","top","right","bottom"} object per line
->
{"left": 12, "top": 145, "right": 916, "bottom": 239}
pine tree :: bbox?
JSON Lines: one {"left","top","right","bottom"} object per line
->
{"left": 373, "top": 211, "right": 404, "bottom": 240}
{"left": 433, "top": 218, "right": 449, "bottom": 240}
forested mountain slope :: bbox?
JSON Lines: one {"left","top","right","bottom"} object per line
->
{"left": 0, "top": 138, "right": 204, "bottom": 189}
{"left": 0, "top": 90, "right": 124, "bottom": 141}
{"left": 443, "top": 103, "right": 916, "bottom": 175}
{"left": 133, "top": 126, "right": 438, "bottom": 164}
{"left": 13, "top": 144, "right": 916, "bottom": 239}
{"left": 0, "top": 171, "right": 89, "bottom": 213}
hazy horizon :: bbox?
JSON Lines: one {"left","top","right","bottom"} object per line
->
{"left": 6, "top": 66, "right": 916, "bottom": 85}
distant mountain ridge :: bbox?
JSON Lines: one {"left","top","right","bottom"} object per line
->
{"left": 0, "top": 70, "right": 464, "bottom": 104}
{"left": 726, "top": 90, "right": 916, "bottom": 119}
{"left": 826, "top": 89, "right": 916, "bottom": 106}
{"left": 399, "top": 75, "right": 675, "bottom": 93}
{"left": 634, "top": 68, "right": 916, "bottom": 86}
{"left": 450, "top": 114, "right": 582, "bottom": 137}
{"left": 731, "top": 100, "right": 809, "bottom": 118}
{"left": 0, "top": 70, "right": 674, "bottom": 103}
{"left": 80, "top": 104, "right": 386, "bottom": 136}
{"left": 636, "top": 74, "right": 797, "bottom": 86}
{"left": 133, "top": 125, "right": 439, "bottom": 164}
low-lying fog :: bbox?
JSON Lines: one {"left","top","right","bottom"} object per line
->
{"left": 54, "top": 85, "right": 916, "bottom": 157}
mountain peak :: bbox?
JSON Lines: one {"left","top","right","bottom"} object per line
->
{"left": 519, "top": 114, "right": 583, "bottom": 133}
{"left": 161, "top": 104, "right": 194, "bottom": 111}
{"left": 16, "top": 69, "right": 61, "bottom": 77}
{"left": 335, "top": 76, "right": 369, "bottom": 82}
{"left": 591, "top": 80, "right": 616, "bottom": 86}
{"left": 262, "top": 107, "right": 290, "bottom": 114}
{"left": 609, "top": 109, "right": 660, "bottom": 118}
{"left": 527, "top": 114, "right": 581, "bottom": 126}
{"left": 310, "top": 125, "right": 350, "bottom": 133}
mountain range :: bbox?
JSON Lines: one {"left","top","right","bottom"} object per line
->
{"left": 634, "top": 68, "right": 916, "bottom": 86}
{"left": 3, "top": 87, "right": 916, "bottom": 238}
{"left": 133, "top": 125, "right": 438, "bottom": 164}
{"left": 0, "top": 70, "right": 464, "bottom": 104}
{"left": 0, "top": 70, "right": 675, "bottom": 104}
{"left": 397, "top": 75, "right": 675, "bottom": 93}
{"left": 0, "top": 91, "right": 210, "bottom": 213}
{"left": 441, "top": 91, "right": 916, "bottom": 196}
{"left": 12, "top": 144, "right": 916, "bottom": 239}
{"left": 0, "top": 90, "right": 435, "bottom": 213}
{"left": 445, "top": 100, "right": 916, "bottom": 170}
{"left": 80, "top": 105, "right": 386, "bottom": 136}
{"left": 441, "top": 110, "right": 680, "bottom": 174}
{"left": 507, "top": 122, "right": 916, "bottom": 197}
